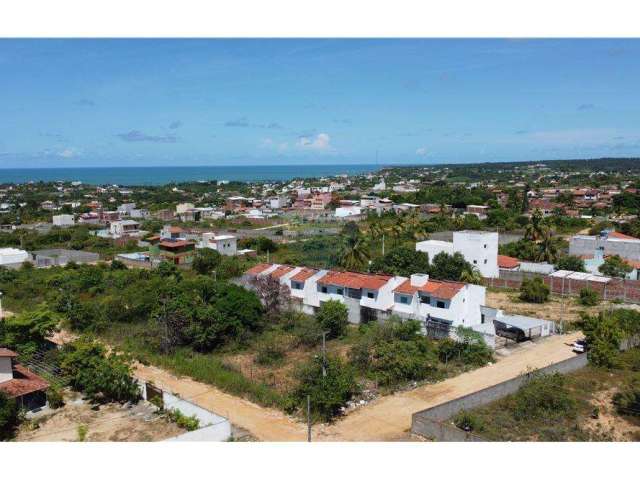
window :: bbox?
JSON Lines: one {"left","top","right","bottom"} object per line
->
{"left": 400, "top": 296, "right": 409, "bottom": 304}
{"left": 481, "top": 313, "right": 485, "bottom": 324}
{"left": 473, "top": 260, "right": 477, "bottom": 264}
{"left": 321, "top": 286, "right": 328, "bottom": 293}
{"left": 420, "top": 296, "right": 430, "bottom": 304}
{"left": 337, "top": 288, "right": 344, "bottom": 295}
{"left": 436, "top": 300, "right": 446, "bottom": 308}
{"left": 484, "top": 244, "right": 487, "bottom": 249}
{"left": 484, "top": 259, "right": 487, "bottom": 264}
{"left": 367, "top": 291, "right": 375, "bottom": 299}
{"left": 292, "top": 281, "right": 303, "bottom": 290}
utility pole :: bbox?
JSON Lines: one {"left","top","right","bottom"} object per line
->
{"left": 382, "top": 234, "right": 385, "bottom": 256}
{"left": 322, "top": 331, "right": 327, "bottom": 378}
{"left": 307, "top": 395, "right": 312, "bottom": 442}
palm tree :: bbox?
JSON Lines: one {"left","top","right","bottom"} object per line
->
{"left": 524, "top": 208, "right": 545, "bottom": 241}
{"left": 536, "top": 227, "right": 560, "bottom": 263}
{"left": 339, "top": 234, "right": 371, "bottom": 271}
{"left": 459, "top": 267, "right": 483, "bottom": 285}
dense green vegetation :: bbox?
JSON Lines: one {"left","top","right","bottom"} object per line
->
{"left": 519, "top": 276, "right": 550, "bottom": 303}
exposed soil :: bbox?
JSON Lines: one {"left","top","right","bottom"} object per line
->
{"left": 582, "top": 387, "right": 640, "bottom": 441}
{"left": 486, "top": 289, "right": 610, "bottom": 325}
{"left": 16, "top": 391, "right": 185, "bottom": 442}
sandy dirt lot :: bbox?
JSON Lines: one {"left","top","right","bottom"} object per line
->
{"left": 17, "top": 393, "right": 184, "bottom": 442}
{"left": 486, "top": 289, "right": 608, "bottom": 325}
{"left": 134, "top": 332, "right": 582, "bottom": 441}
{"left": 583, "top": 388, "right": 640, "bottom": 441}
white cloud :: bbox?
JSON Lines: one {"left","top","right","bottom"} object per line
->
{"left": 416, "top": 147, "right": 428, "bottom": 156}
{"left": 261, "top": 138, "right": 289, "bottom": 153}
{"left": 58, "top": 147, "right": 81, "bottom": 158}
{"left": 298, "top": 132, "right": 331, "bottom": 150}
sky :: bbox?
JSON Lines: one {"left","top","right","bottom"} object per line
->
{"left": 1, "top": 38, "right": 640, "bottom": 168}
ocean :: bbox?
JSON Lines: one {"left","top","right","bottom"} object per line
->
{"left": 0, "top": 164, "right": 386, "bottom": 186}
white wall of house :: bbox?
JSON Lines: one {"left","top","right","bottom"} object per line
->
{"left": 415, "top": 239, "right": 455, "bottom": 260}
{"left": 452, "top": 231, "right": 499, "bottom": 278}
{"left": 201, "top": 233, "right": 237, "bottom": 256}
{"left": 0, "top": 357, "right": 13, "bottom": 383}
{"left": 0, "top": 248, "right": 30, "bottom": 266}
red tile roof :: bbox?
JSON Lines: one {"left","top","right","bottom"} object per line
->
{"left": 0, "top": 364, "right": 49, "bottom": 398}
{"left": 269, "top": 265, "right": 295, "bottom": 280}
{"left": 166, "top": 226, "right": 184, "bottom": 233}
{"left": 0, "top": 348, "right": 17, "bottom": 358}
{"left": 290, "top": 268, "right": 317, "bottom": 282}
{"left": 318, "top": 271, "right": 392, "bottom": 290}
{"left": 608, "top": 231, "right": 639, "bottom": 241}
{"left": 245, "top": 263, "right": 273, "bottom": 276}
{"left": 498, "top": 255, "right": 520, "bottom": 269}
{"left": 394, "top": 279, "right": 464, "bottom": 300}
{"left": 159, "top": 240, "right": 194, "bottom": 249}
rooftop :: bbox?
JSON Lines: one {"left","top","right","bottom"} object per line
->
{"left": 394, "top": 279, "right": 464, "bottom": 300}
{"left": 318, "top": 271, "right": 392, "bottom": 291}
{"left": 0, "top": 363, "right": 49, "bottom": 399}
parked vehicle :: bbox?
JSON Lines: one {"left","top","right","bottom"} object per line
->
{"left": 573, "top": 339, "right": 587, "bottom": 353}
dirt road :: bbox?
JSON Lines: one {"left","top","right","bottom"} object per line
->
{"left": 134, "top": 332, "right": 582, "bottom": 441}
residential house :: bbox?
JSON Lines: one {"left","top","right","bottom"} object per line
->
{"left": 570, "top": 230, "right": 640, "bottom": 263}
{"left": 0, "top": 248, "right": 30, "bottom": 267}
{"left": 52, "top": 214, "right": 75, "bottom": 227}
{"left": 0, "top": 348, "right": 49, "bottom": 412}
{"left": 199, "top": 232, "right": 238, "bottom": 256}
{"left": 416, "top": 230, "right": 499, "bottom": 278}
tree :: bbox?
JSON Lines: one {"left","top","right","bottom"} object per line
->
{"left": 429, "top": 252, "right": 474, "bottom": 281}
{"left": 0, "top": 391, "right": 20, "bottom": 440}
{"left": 316, "top": 299, "right": 349, "bottom": 339}
{"left": 338, "top": 233, "right": 370, "bottom": 271}
{"left": 524, "top": 209, "right": 545, "bottom": 241}
{"left": 110, "top": 259, "right": 128, "bottom": 270}
{"left": 0, "top": 304, "right": 59, "bottom": 355}
{"left": 157, "top": 261, "right": 182, "bottom": 280}
{"left": 582, "top": 312, "right": 623, "bottom": 368}
{"left": 535, "top": 228, "right": 560, "bottom": 263}
{"left": 519, "top": 276, "right": 550, "bottom": 303}
{"left": 293, "top": 355, "right": 360, "bottom": 422}
{"left": 613, "top": 373, "right": 640, "bottom": 417}
{"left": 556, "top": 255, "right": 586, "bottom": 272}
{"left": 459, "top": 267, "right": 483, "bottom": 285}
{"left": 369, "top": 246, "right": 430, "bottom": 277}
{"left": 578, "top": 287, "right": 600, "bottom": 306}
{"left": 192, "top": 248, "right": 222, "bottom": 276}
{"left": 59, "top": 338, "right": 140, "bottom": 403}
{"left": 599, "top": 255, "right": 633, "bottom": 278}
{"left": 251, "top": 275, "right": 291, "bottom": 320}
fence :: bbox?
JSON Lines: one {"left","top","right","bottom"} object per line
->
{"left": 411, "top": 354, "right": 589, "bottom": 441}
{"left": 488, "top": 269, "right": 640, "bottom": 304}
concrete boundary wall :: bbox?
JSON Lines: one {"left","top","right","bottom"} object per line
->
{"left": 411, "top": 354, "right": 589, "bottom": 441}
{"left": 138, "top": 380, "right": 231, "bottom": 441}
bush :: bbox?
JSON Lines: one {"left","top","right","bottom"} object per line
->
{"left": 350, "top": 318, "right": 441, "bottom": 388}
{"left": 0, "top": 305, "right": 60, "bottom": 355}
{"left": 47, "top": 386, "right": 65, "bottom": 409}
{"left": 0, "top": 391, "right": 20, "bottom": 440}
{"left": 316, "top": 300, "right": 349, "bottom": 339}
{"left": 292, "top": 315, "right": 324, "bottom": 348}
{"left": 613, "top": 373, "right": 640, "bottom": 417}
{"left": 168, "top": 408, "right": 200, "bottom": 431}
{"left": 59, "top": 338, "right": 141, "bottom": 404}
{"left": 438, "top": 327, "right": 494, "bottom": 367}
{"left": 578, "top": 287, "right": 600, "bottom": 306}
{"left": 192, "top": 248, "right": 222, "bottom": 275}
{"left": 511, "top": 372, "right": 577, "bottom": 421}
{"left": 292, "top": 355, "right": 360, "bottom": 422}
{"left": 255, "top": 333, "right": 286, "bottom": 365}
{"left": 581, "top": 312, "right": 624, "bottom": 368}
{"left": 519, "top": 277, "right": 550, "bottom": 303}
{"left": 453, "top": 410, "right": 484, "bottom": 433}
{"left": 556, "top": 255, "right": 585, "bottom": 272}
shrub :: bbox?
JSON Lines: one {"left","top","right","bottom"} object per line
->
{"left": 511, "top": 372, "right": 577, "bottom": 421}
{"left": 556, "top": 255, "right": 586, "bottom": 272}
{"left": 438, "top": 327, "right": 494, "bottom": 367}
{"left": 0, "top": 391, "right": 20, "bottom": 440}
{"left": 293, "top": 355, "right": 360, "bottom": 422}
{"left": 292, "top": 315, "right": 324, "bottom": 348}
{"left": 168, "top": 408, "right": 200, "bottom": 431}
{"left": 519, "top": 276, "right": 550, "bottom": 303}
{"left": 316, "top": 300, "right": 349, "bottom": 339}
{"left": 0, "top": 304, "right": 60, "bottom": 356}
{"left": 350, "top": 318, "right": 441, "bottom": 388}
{"left": 255, "top": 333, "right": 286, "bottom": 366}
{"left": 453, "top": 410, "right": 484, "bottom": 433}
{"left": 192, "top": 248, "right": 222, "bottom": 275}
{"left": 47, "top": 386, "right": 65, "bottom": 409}
{"left": 599, "top": 254, "right": 633, "bottom": 278}
{"left": 59, "top": 338, "right": 141, "bottom": 404}
{"left": 581, "top": 312, "right": 624, "bottom": 368}
{"left": 613, "top": 373, "right": 640, "bottom": 417}
{"left": 578, "top": 287, "right": 600, "bottom": 306}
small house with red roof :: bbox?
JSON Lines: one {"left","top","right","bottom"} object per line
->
{"left": 0, "top": 348, "right": 49, "bottom": 411}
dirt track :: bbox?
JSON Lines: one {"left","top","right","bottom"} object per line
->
{"left": 134, "top": 332, "right": 582, "bottom": 441}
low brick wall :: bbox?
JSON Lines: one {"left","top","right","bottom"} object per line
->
{"left": 411, "top": 354, "right": 589, "bottom": 441}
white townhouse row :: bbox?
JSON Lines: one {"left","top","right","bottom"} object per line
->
{"left": 244, "top": 263, "right": 487, "bottom": 337}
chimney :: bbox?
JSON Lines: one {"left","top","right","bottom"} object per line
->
{"left": 410, "top": 273, "right": 429, "bottom": 287}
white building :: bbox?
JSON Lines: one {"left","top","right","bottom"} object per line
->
{"left": 97, "top": 220, "right": 143, "bottom": 239}
{"left": 0, "top": 247, "right": 30, "bottom": 266}
{"left": 176, "top": 203, "right": 195, "bottom": 214}
{"left": 199, "top": 232, "right": 237, "bottom": 256}
{"left": 334, "top": 205, "right": 362, "bottom": 220}
{"left": 52, "top": 214, "right": 75, "bottom": 227}
{"left": 416, "top": 230, "right": 499, "bottom": 278}
{"left": 245, "top": 264, "right": 486, "bottom": 336}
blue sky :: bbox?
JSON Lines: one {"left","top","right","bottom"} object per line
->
{"left": 1, "top": 38, "right": 639, "bottom": 168}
